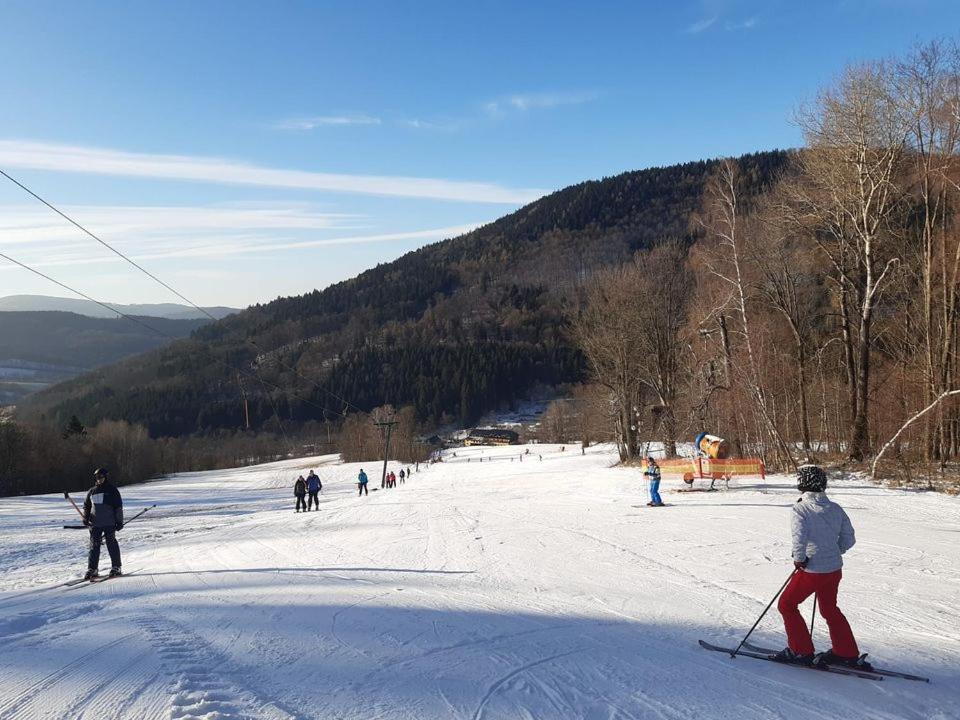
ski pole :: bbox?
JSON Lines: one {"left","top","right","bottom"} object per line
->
{"left": 122, "top": 504, "right": 156, "bottom": 528}
{"left": 809, "top": 593, "right": 817, "bottom": 637}
{"left": 63, "top": 492, "right": 85, "bottom": 520}
{"left": 730, "top": 568, "right": 798, "bottom": 658}
{"left": 63, "top": 504, "right": 155, "bottom": 530}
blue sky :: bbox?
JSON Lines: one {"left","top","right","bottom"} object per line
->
{"left": 0, "top": 0, "right": 954, "bottom": 307}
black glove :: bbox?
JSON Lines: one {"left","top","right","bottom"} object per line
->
{"left": 794, "top": 558, "right": 808, "bottom": 570}
{"left": 116, "top": 523, "right": 123, "bottom": 532}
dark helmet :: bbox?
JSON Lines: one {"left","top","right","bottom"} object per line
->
{"left": 797, "top": 465, "right": 827, "bottom": 492}
{"left": 93, "top": 467, "right": 108, "bottom": 479}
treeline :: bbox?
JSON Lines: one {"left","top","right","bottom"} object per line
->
{"left": 338, "top": 405, "right": 433, "bottom": 465}
{"left": 571, "top": 40, "right": 960, "bottom": 489}
{"left": 0, "top": 416, "right": 316, "bottom": 497}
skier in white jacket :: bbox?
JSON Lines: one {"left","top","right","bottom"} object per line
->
{"left": 773, "top": 465, "right": 872, "bottom": 670}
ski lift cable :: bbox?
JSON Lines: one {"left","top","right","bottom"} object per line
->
{"left": 0, "top": 249, "right": 351, "bottom": 421}
{"left": 0, "top": 168, "right": 364, "bottom": 415}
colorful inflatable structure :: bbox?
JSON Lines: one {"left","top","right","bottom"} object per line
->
{"left": 656, "top": 432, "right": 765, "bottom": 491}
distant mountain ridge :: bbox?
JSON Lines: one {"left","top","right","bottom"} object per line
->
{"left": 0, "top": 294, "right": 238, "bottom": 320}
{"left": 18, "top": 151, "right": 790, "bottom": 435}
{"left": 0, "top": 311, "right": 208, "bottom": 405}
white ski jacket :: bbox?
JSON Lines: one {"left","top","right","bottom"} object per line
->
{"left": 791, "top": 492, "right": 855, "bottom": 573}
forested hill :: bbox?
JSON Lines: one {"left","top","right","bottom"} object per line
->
{"left": 18, "top": 150, "right": 789, "bottom": 437}
{"left": 0, "top": 312, "right": 208, "bottom": 405}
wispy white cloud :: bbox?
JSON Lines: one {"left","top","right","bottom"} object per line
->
{"left": 0, "top": 202, "right": 480, "bottom": 269}
{"left": 725, "top": 16, "right": 757, "bottom": 31}
{"left": 484, "top": 90, "right": 599, "bottom": 117}
{"left": 401, "top": 118, "right": 462, "bottom": 132}
{"left": 685, "top": 16, "right": 718, "bottom": 34}
{"left": 275, "top": 114, "right": 382, "bottom": 130}
{"left": 0, "top": 140, "right": 544, "bottom": 204}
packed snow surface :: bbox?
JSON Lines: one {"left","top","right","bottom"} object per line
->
{"left": 0, "top": 444, "right": 958, "bottom": 719}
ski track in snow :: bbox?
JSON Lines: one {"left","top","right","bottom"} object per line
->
{"left": 1, "top": 444, "right": 958, "bottom": 719}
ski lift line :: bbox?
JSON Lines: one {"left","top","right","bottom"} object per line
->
{"left": 0, "top": 168, "right": 365, "bottom": 416}
{"left": 0, "top": 168, "right": 217, "bottom": 322}
{"left": 0, "top": 249, "right": 352, "bottom": 422}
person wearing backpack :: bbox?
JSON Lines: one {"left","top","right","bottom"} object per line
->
{"left": 306, "top": 470, "right": 322, "bottom": 510}
{"left": 293, "top": 475, "right": 307, "bottom": 512}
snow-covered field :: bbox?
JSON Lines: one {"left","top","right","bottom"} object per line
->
{"left": 0, "top": 444, "right": 957, "bottom": 720}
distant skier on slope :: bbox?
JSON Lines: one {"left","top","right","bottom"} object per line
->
{"left": 399, "top": 468, "right": 405, "bottom": 485}
{"left": 82, "top": 467, "right": 124, "bottom": 580}
{"left": 644, "top": 456, "right": 664, "bottom": 507}
{"left": 306, "top": 470, "right": 321, "bottom": 510}
{"left": 773, "top": 465, "right": 872, "bottom": 671}
{"left": 294, "top": 475, "right": 307, "bottom": 512}
{"left": 358, "top": 468, "right": 369, "bottom": 496}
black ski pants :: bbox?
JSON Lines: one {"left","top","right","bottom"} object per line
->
{"left": 308, "top": 491, "right": 319, "bottom": 510}
{"left": 358, "top": 483, "right": 368, "bottom": 496}
{"left": 88, "top": 527, "right": 121, "bottom": 571}
{"left": 295, "top": 495, "right": 307, "bottom": 511}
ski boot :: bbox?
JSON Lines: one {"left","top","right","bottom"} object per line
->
{"left": 813, "top": 649, "right": 873, "bottom": 672}
{"left": 109, "top": 567, "right": 123, "bottom": 578}
{"left": 84, "top": 568, "right": 99, "bottom": 581}
{"left": 772, "top": 648, "right": 814, "bottom": 666}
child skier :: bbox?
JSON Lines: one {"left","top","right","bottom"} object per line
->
{"left": 774, "top": 465, "right": 871, "bottom": 670}
{"left": 293, "top": 475, "right": 307, "bottom": 512}
{"left": 644, "top": 456, "right": 663, "bottom": 506}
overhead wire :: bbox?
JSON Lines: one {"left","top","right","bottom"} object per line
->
{"left": 0, "top": 168, "right": 364, "bottom": 416}
{"left": 0, "top": 250, "right": 351, "bottom": 425}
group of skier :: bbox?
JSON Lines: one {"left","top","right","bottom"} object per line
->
{"left": 382, "top": 468, "right": 408, "bottom": 488}
{"left": 70, "top": 446, "right": 876, "bottom": 677}
{"left": 292, "top": 470, "right": 322, "bottom": 512}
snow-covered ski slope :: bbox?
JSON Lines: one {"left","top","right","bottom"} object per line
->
{"left": 0, "top": 444, "right": 957, "bottom": 720}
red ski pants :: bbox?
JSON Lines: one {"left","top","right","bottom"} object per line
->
{"left": 777, "top": 569, "right": 859, "bottom": 658}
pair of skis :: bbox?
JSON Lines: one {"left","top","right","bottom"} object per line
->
{"left": 62, "top": 571, "right": 134, "bottom": 588}
{"left": 698, "top": 639, "right": 929, "bottom": 682}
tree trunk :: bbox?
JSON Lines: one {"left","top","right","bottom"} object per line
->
{"left": 849, "top": 310, "right": 873, "bottom": 461}
{"left": 838, "top": 282, "right": 858, "bottom": 426}
{"left": 795, "top": 336, "right": 811, "bottom": 452}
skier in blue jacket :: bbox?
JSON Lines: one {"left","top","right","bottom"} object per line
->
{"left": 357, "top": 469, "right": 369, "bottom": 496}
{"left": 644, "top": 456, "right": 664, "bottom": 507}
{"left": 306, "top": 470, "right": 322, "bottom": 510}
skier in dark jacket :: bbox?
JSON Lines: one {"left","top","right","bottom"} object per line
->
{"left": 306, "top": 471, "right": 321, "bottom": 510}
{"left": 644, "top": 456, "right": 664, "bottom": 506}
{"left": 774, "top": 465, "right": 871, "bottom": 670}
{"left": 399, "top": 468, "right": 405, "bottom": 485}
{"left": 83, "top": 467, "right": 124, "bottom": 579}
{"left": 294, "top": 475, "right": 307, "bottom": 512}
